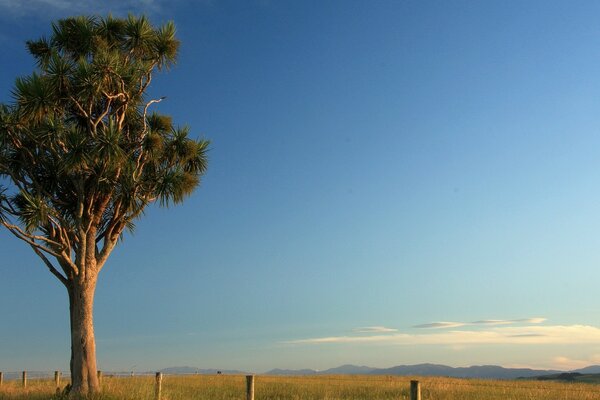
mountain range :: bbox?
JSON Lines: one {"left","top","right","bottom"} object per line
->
{"left": 5, "top": 364, "right": 598, "bottom": 381}
{"left": 263, "top": 363, "right": 600, "bottom": 379}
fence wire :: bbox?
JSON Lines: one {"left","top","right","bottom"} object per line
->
{"left": 1, "top": 371, "right": 598, "bottom": 399}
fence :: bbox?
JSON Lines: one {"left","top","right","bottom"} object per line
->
{"left": 0, "top": 371, "right": 596, "bottom": 399}
{"left": 0, "top": 372, "right": 422, "bottom": 400}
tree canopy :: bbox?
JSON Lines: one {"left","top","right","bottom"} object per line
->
{"left": 0, "top": 14, "right": 208, "bottom": 284}
{"left": 0, "top": 15, "right": 208, "bottom": 395}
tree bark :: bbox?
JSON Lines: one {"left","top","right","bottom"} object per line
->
{"left": 68, "top": 275, "right": 100, "bottom": 396}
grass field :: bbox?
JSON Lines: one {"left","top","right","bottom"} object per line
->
{"left": 0, "top": 374, "right": 599, "bottom": 400}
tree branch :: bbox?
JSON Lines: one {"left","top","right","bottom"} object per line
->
{"left": 1, "top": 220, "right": 64, "bottom": 248}
{"left": 142, "top": 97, "right": 165, "bottom": 135}
{"left": 30, "top": 245, "right": 68, "bottom": 287}
{"left": 96, "top": 234, "right": 118, "bottom": 272}
{"left": 92, "top": 95, "right": 114, "bottom": 131}
{"left": 2, "top": 221, "right": 64, "bottom": 258}
{"left": 69, "top": 96, "right": 89, "bottom": 119}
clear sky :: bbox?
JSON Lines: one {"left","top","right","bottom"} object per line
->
{"left": 1, "top": 0, "right": 600, "bottom": 374}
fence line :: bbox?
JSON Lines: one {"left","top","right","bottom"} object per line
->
{"left": 0, "top": 373, "right": 422, "bottom": 400}
{"left": 0, "top": 371, "right": 595, "bottom": 398}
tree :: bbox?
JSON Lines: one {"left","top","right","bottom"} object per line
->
{"left": 0, "top": 15, "right": 208, "bottom": 396}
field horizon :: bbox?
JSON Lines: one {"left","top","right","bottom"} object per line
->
{"left": 3, "top": 361, "right": 600, "bottom": 382}
{"left": 1, "top": 373, "right": 599, "bottom": 400}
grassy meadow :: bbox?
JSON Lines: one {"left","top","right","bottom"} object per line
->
{"left": 0, "top": 374, "right": 598, "bottom": 400}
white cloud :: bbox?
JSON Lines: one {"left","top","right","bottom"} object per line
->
{"left": 526, "top": 318, "right": 548, "bottom": 324}
{"left": 285, "top": 324, "right": 600, "bottom": 346}
{"left": 353, "top": 326, "right": 398, "bottom": 333}
{"left": 413, "top": 317, "right": 546, "bottom": 329}
{"left": 413, "top": 322, "right": 466, "bottom": 329}
{"left": 471, "top": 318, "right": 547, "bottom": 325}
{"left": 551, "top": 355, "right": 600, "bottom": 370}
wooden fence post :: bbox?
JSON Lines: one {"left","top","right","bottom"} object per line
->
{"left": 155, "top": 372, "right": 162, "bottom": 400}
{"left": 54, "top": 371, "right": 61, "bottom": 388}
{"left": 410, "top": 380, "right": 421, "bottom": 400}
{"left": 22, "top": 371, "right": 27, "bottom": 388}
{"left": 246, "top": 375, "right": 255, "bottom": 400}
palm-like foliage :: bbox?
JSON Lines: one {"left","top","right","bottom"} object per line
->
{"left": 0, "top": 15, "right": 207, "bottom": 395}
{"left": 0, "top": 14, "right": 208, "bottom": 282}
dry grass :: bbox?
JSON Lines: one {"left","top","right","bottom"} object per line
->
{"left": 0, "top": 374, "right": 598, "bottom": 399}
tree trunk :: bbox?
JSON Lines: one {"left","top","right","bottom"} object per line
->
{"left": 68, "top": 275, "right": 100, "bottom": 396}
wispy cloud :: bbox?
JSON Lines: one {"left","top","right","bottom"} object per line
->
{"left": 413, "top": 317, "right": 546, "bottom": 329}
{"left": 506, "top": 333, "right": 545, "bottom": 338}
{"left": 551, "top": 355, "right": 600, "bottom": 370}
{"left": 285, "top": 324, "right": 600, "bottom": 346}
{"left": 471, "top": 318, "right": 547, "bottom": 325}
{"left": 413, "top": 322, "right": 466, "bottom": 329}
{"left": 353, "top": 326, "right": 398, "bottom": 333}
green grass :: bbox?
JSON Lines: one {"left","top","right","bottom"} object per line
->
{"left": 0, "top": 374, "right": 599, "bottom": 400}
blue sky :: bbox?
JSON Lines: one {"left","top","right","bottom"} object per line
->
{"left": 1, "top": 0, "right": 600, "bottom": 373}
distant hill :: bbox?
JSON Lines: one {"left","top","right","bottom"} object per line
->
{"left": 4, "top": 363, "right": 596, "bottom": 382}
{"left": 530, "top": 372, "right": 600, "bottom": 384}
{"left": 266, "top": 365, "right": 376, "bottom": 376}
{"left": 145, "top": 363, "right": 600, "bottom": 381}
{"left": 372, "top": 363, "right": 560, "bottom": 379}
{"left": 321, "top": 364, "right": 376, "bottom": 375}
{"left": 265, "top": 368, "right": 318, "bottom": 376}
{"left": 374, "top": 363, "right": 562, "bottom": 379}
{"left": 573, "top": 365, "right": 600, "bottom": 374}
{"left": 265, "top": 363, "right": 562, "bottom": 379}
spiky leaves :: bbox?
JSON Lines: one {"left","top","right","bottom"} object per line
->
{"left": 0, "top": 16, "right": 205, "bottom": 396}
{"left": 0, "top": 15, "right": 207, "bottom": 281}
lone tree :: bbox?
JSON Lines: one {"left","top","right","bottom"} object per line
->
{"left": 0, "top": 15, "right": 208, "bottom": 396}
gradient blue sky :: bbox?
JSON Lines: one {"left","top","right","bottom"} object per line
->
{"left": 1, "top": 0, "right": 600, "bottom": 373}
